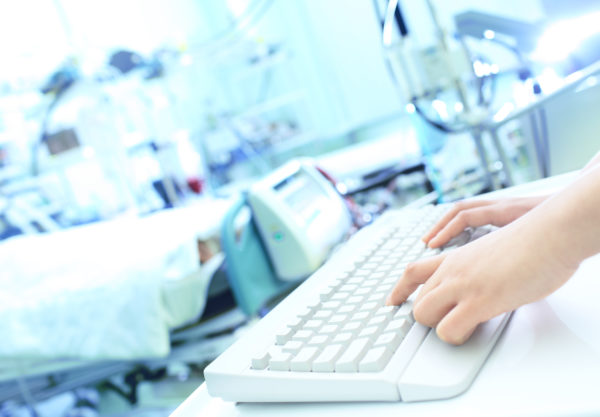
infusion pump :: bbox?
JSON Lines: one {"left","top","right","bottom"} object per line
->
{"left": 247, "top": 159, "right": 352, "bottom": 282}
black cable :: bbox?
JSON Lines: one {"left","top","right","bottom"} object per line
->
{"left": 372, "top": 0, "right": 408, "bottom": 36}
{"left": 412, "top": 98, "right": 474, "bottom": 133}
{"left": 394, "top": 3, "right": 408, "bottom": 36}
{"left": 413, "top": 100, "right": 459, "bottom": 133}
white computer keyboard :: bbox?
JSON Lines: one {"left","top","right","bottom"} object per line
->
{"left": 205, "top": 205, "right": 511, "bottom": 402}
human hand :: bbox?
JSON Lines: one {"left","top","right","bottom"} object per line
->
{"left": 387, "top": 217, "right": 578, "bottom": 345}
{"left": 422, "top": 196, "right": 547, "bottom": 249}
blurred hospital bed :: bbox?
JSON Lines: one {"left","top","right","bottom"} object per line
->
{"left": 0, "top": 198, "right": 242, "bottom": 404}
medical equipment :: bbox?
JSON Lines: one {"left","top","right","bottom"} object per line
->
{"left": 205, "top": 204, "right": 510, "bottom": 402}
{"left": 247, "top": 158, "right": 352, "bottom": 281}
{"left": 219, "top": 158, "right": 352, "bottom": 318}
{"left": 220, "top": 196, "right": 292, "bottom": 317}
{"left": 378, "top": 0, "right": 516, "bottom": 190}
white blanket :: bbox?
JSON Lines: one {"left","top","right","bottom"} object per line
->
{"left": 0, "top": 203, "right": 225, "bottom": 361}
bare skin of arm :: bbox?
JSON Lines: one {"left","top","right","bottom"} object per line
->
{"left": 387, "top": 163, "right": 600, "bottom": 345}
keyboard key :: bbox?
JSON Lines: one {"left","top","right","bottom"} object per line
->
{"left": 320, "top": 324, "right": 339, "bottom": 335}
{"left": 329, "top": 277, "right": 346, "bottom": 288}
{"left": 320, "top": 287, "right": 336, "bottom": 301}
{"left": 367, "top": 293, "right": 386, "bottom": 303}
{"left": 358, "top": 326, "right": 381, "bottom": 339}
{"left": 303, "top": 319, "right": 324, "bottom": 330}
{"left": 338, "top": 304, "right": 357, "bottom": 314}
{"left": 384, "top": 318, "right": 412, "bottom": 337}
{"left": 374, "top": 331, "right": 404, "bottom": 351}
{"left": 359, "top": 302, "right": 378, "bottom": 312}
{"left": 353, "top": 269, "right": 371, "bottom": 277}
{"left": 322, "top": 301, "right": 342, "bottom": 310}
{"left": 350, "top": 311, "right": 371, "bottom": 322}
{"left": 354, "top": 287, "right": 371, "bottom": 296}
{"left": 290, "top": 347, "right": 320, "bottom": 372}
{"left": 374, "top": 306, "right": 397, "bottom": 319}
{"left": 382, "top": 276, "right": 399, "bottom": 285}
{"left": 359, "top": 346, "right": 393, "bottom": 372}
{"left": 373, "top": 289, "right": 391, "bottom": 299}
{"left": 292, "top": 330, "right": 314, "bottom": 342}
{"left": 368, "top": 314, "right": 392, "bottom": 328}
{"left": 295, "top": 307, "right": 312, "bottom": 318}
{"left": 282, "top": 340, "right": 304, "bottom": 354}
{"left": 376, "top": 264, "right": 393, "bottom": 272}
{"left": 340, "top": 284, "right": 358, "bottom": 293}
{"left": 396, "top": 302, "right": 414, "bottom": 320}
{"left": 421, "top": 249, "right": 440, "bottom": 258}
{"left": 332, "top": 332, "right": 353, "bottom": 345}
{"left": 363, "top": 278, "right": 381, "bottom": 287}
{"left": 268, "top": 348, "right": 292, "bottom": 371}
{"left": 341, "top": 321, "right": 363, "bottom": 333}
{"left": 328, "top": 314, "right": 349, "bottom": 325}
{"left": 251, "top": 351, "right": 270, "bottom": 370}
{"left": 335, "top": 338, "right": 371, "bottom": 372}
{"left": 275, "top": 327, "right": 294, "bottom": 345}
{"left": 313, "top": 344, "right": 344, "bottom": 372}
{"left": 287, "top": 317, "right": 304, "bottom": 330}
{"left": 347, "top": 295, "right": 365, "bottom": 304}
{"left": 313, "top": 310, "right": 333, "bottom": 320}
{"left": 307, "top": 335, "right": 330, "bottom": 346}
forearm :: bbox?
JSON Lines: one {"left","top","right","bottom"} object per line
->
{"left": 521, "top": 164, "right": 600, "bottom": 268}
{"left": 581, "top": 150, "right": 600, "bottom": 173}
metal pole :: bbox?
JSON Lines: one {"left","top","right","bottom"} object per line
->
{"left": 471, "top": 129, "right": 496, "bottom": 190}
{"left": 488, "top": 127, "right": 514, "bottom": 186}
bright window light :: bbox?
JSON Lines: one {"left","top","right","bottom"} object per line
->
{"left": 483, "top": 30, "right": 495, "bottom": 40}
{"left": 492, "top": 102, "right": 515, "bottom": 123}
{"left": 532, "top": 11, "right": 600, "bottom": 62}
{"left": 473, "top": 60, "right": 493, "bottom": 77}
{"left": 432, "top": 99, "right": 449, "bottom": 119}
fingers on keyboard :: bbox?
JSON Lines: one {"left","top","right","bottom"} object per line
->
{"left": 386, "top": 255, "right": 445, "bottom": 306}
{"left": 412, "top": 287, "right": 457, "bottom": 329}
{"left": 435, "top": 303, "right": 479, "bottom": 345}
{"left": 424, "top": 201, "right": 493, "bottom": 247}
{"left": 428, "top": 205, "right": 495, "bottom": 248}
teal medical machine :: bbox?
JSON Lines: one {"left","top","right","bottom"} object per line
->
{"left": 220, "top": 159, "right": 352, "bottom": 316}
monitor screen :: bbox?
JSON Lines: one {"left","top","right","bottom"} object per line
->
{"left": 273, "top": 170, "right": 328, "bottom": 227}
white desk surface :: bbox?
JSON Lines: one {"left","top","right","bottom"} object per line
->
{"left": 172, "top": 173, "right": 600, "bottom": 417}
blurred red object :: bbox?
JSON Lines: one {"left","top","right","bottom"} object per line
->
{"left": 187, "top": 177, "right": 204, "bottom": 194}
